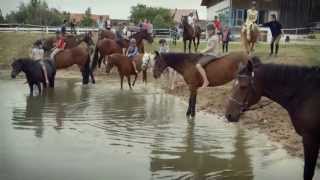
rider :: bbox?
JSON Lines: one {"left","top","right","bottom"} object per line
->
{"left": 213, "top": 16, "right": 222, "bottom": 42}
{"left": 50, "top": 30, "right": 66, "bottom": 61}
{"left": 242, "top": 1, "right": 258, "bottom": 41}
{"left": 105, "top": 16, "right": 112, "bottom": 30}
{"left": 61, "top": 19, "right": 67, "bottom": 35}
{"left": 126, "top": 38, "right": 139, "bottom": 74}
{"left": 70, "top": 18, "right": 77, "bottom": 34}
{"left": 196, "top": 28, "right": 219, "bottom": 88}
{"left": 188, "top": 12, "right": 195, "bottom": 29}
{"left": 31, "top": 40, "right": 44, "bottom": 60}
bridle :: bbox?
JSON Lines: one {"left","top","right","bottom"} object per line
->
{"left": 228, "top": 72, "right": 256, "bottom": 112}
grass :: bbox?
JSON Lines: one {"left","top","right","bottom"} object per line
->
{"left": 0, "top": 32, "right": 319, "bottom": 67}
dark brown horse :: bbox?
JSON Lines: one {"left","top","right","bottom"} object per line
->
{"left": 153, "top": 52, "right": 249, "bottom": 118}
{"left": 181, "top": 16, "right": 201, "bottom": 53}
{"left": 225, "top": 57, "right": 320, "bottom": 180}
{"left": 105, "top": 53, "right": 150, "bottom": 89}
{"left": 241, "top": 27, "right": 259, "bottom": 54}
{"left": 91, "top": 29, "right": 153, "bottom": 71}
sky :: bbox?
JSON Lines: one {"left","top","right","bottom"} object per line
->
{"left": 1, "top": 0, "right": 207, "bottom": 20}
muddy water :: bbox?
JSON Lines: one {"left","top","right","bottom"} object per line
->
{"left": 1, "top": 76, "right": 319, "bottom": 180}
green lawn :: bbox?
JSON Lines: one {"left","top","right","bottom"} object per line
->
{"left": 0, "top": 32, "right": 319, "bottom": 67}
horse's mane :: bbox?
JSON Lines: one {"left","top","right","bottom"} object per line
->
{"left": 261, "top": 63, "right": 320, "bottom": 88}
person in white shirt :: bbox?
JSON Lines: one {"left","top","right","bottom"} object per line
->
{"left": 31, "top": 40, "right": 44, "bottom": 60}
{"left": 196, "top": 29, "right": 219, "bottom": 88}
{"left": 97, "top": 16, "right": 104, "bottom": 30}
{"left": 105, "top": 16, "right": 112, "bottom": 30}
{"left": 188, "top": 12, "right": 195, "bottom": 29}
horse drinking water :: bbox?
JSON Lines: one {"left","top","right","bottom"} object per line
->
{"left": 153, "top": 52, "right": 249, "bottom": 118}
{"left": 225, "top": 57, "right": 320, "bottom": 180}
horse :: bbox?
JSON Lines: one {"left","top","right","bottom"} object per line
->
{"left": 225, "top": 57, "right": 320, "bottom": 180}
{"left": 98, "top": 29, "right": 116, "bottom": 40}
{"left": 241, "top": 26, "right": 259, "bottom": 54}
{"left": 105, "top": 53, "right": 152, "bottom": 89}
{"left": 153, "top": 52, "right": 249, "bottom": 118}
{"left": 180, "top": 16, "right": 201, "bottom": 53}
{"left": 11, "top": 58, "right": 56, "bottom": 96}
{"left": 91, "top": 29, "right": 153, "bottom": 72}
{"left": 41, "top": 32, "right": 94, "bottom": 56}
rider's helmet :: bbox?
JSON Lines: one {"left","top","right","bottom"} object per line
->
{"left": 252, "top": 1, "right": 257, "bottom": 7}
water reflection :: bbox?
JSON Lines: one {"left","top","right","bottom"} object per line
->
{"left": 11, "top": 79, "right": 91, "bottom": 137}
{"left": 150, "top": 121, "right": 253, "bottom": 180}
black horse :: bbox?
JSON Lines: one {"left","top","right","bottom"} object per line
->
{"left": 225, "top": 57, "right": 320, "bottom": 180}
{"left": 11, "top": 58, "right": 56, "bottom": 96}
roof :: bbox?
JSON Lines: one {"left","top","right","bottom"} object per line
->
{"left": 201, "top": 0, "right": 222, "bottom": 6}
{"left": 170, "top": 9, "right": 199, "bottom": 23}
{"left": 69, "top": 13, "right": 109, "bottom": 23}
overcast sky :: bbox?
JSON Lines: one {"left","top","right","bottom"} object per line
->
{"left": 1, "top": 0, "right": 207, "bottom": 19}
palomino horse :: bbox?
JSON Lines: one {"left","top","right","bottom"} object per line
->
{"left": 105, "top": 53, "right": 152, "bottom": 89}
{"left": 53, "top": 35, "right": 94, "bottom": 84}
{"left": 181, "top": 16, "right": 201, "bottom": 53}
{"left": 225, "top": 57, "right": 320, "bottom": 180}
{"left": 41, "top": 32, "right": 94, "bottom": 56}
{"left": 241, "top": 27, "right": 259, "bottom": 54}
{"left": 91, "top": 29, "right": 153, "bottom": 71}
{"left": 153, "top": 52, "right": 249, "bottom": 118}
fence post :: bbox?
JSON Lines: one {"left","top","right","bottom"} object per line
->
{"left": 46, "top": 26, "right": 48, "bottom": 34}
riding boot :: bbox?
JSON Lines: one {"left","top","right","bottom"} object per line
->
{"left": 270, "top": 43, "right": 274, "bottom": 56}
{"left": 275, "top": 44, "right": 279, "bottom": 55}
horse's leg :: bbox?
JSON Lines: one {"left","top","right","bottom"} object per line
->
{"left": 132, "top": 74, "right": 138, "bottom": 87}
{"left": 36, "top": 82, "right": 42, "bottom": 95}
{"left": 193, "top": 38, "right": 197, "bottom": 53}
{"left": 302, "top": 136, "right": 319, "bottom": 180}
{"left": 90, "top": 70, "right": 95, "bottom": 84}
{"left": 183, "top": 39, "right": 187, "bottom": 53}
{"left": 190, "top": 90, "right": 197, "bottom": 117}
{"left": 120, "top": 75, "right": 124, "bottom": 90}
{"left": 188, "top": 40, "right": 192, "bottom": 53}
{"left": 127, "top": 76, "right": 132, "bottom": 89}
{"left": 186, "top": 92, "right": 192, "bottom": 117}
{"left": 29, "top": 83, "right": 34, "bottom": 96}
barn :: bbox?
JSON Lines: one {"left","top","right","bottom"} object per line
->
{"left": 200, "top": 0, "right": 320, "bottom": 28}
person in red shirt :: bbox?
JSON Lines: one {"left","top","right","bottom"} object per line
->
{"left": 50, "top": 31, "right": 66, "bottom": 61}
{"left": 213, "top": 16, "right": 222, "bottom": 43}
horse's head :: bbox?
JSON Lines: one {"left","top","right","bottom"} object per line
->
{"left": 225, "top": 57, "right": 262, "bottom": 122}
{"left": 11, "top": 58, "right": 23, "bottom": 78}
{"left": 141, "top": 53, "right": 154, "bottom": 70}
{"left": 153, "top": 51, "right": 168, "bottom": 79}
{"left": 141, "top": 29, "right": 153, "bottom": 43}
{"left": 181, "top": 16, "right": 188, "bottom": 26}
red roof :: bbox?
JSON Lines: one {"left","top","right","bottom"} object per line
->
{"left": 69, "top": 13, "right": 109, "bottom": 23}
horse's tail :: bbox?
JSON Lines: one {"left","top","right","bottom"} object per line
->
{"left": 83, "top": 54, "right": 91, "bottom": 84}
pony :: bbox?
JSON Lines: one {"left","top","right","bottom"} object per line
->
{"left": 105, "top": 53, "right": 152, "bottom": 89}
{"left": 180, "top": 16, "right": 202, "bottom": 53}
{"left": 91, "top": 29, "right": 153, "bottom": 72}
{"left": 225, "top": 57, "right": 320, "bottom": 180}
{"left": 153, "top": 52, "right": 249, "bottom": 118}
{"left": 11, "top": 58, "right": 56, "bottom": 95}
{"left": 241, "top": 28, "right": 259, "bottom": 54}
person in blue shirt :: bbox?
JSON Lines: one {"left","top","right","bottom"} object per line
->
{"left": 262, "top": 14, "right": 283, "bottom": 56}
{"left": 126, "top": 38, "right": 139, "bottom": 74}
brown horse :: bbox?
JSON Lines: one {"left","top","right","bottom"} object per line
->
{"left": 153, "top": 52, "right": 249, "bottom": 118}
{"left": 105, "top": 53, "right": 149, "bottom": 89}
{"left": 181, "top": 16, "right": 201, "bottom": 53}
{"left": 91, "top": 29, "right": 153, "bottom": 71}
{"left": 41, "top": 33, "right": 93, "bottom": 56}
{"left": 98, "top": 29, "right": 116, "bottom": 40}
{"left": 241, "top": 27, "right": 259, "bottom": 54}
{"left": 225, "top": 57, "right": 320, "bottom": 180}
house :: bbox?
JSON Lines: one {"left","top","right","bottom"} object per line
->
{"left": 170, "top": 9, "right": 199, "bottom": 24}
{"left": 201, "top": 0, "right": 320, "bottom": 28}
{"left": 69, "top": 13, "right": 109, "bottom": 24}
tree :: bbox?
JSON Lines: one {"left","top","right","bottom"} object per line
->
{"left": 0, "top": 9, "right": 4, "bottom": 23}
{"left": 5, "top": 0, "right": 69, "bottom": 26}
{"left": 80, "top": 7, "right": 94, "bottom": 27}
{"left": 130, "top": 4, "right": 174, "bottom": 28}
